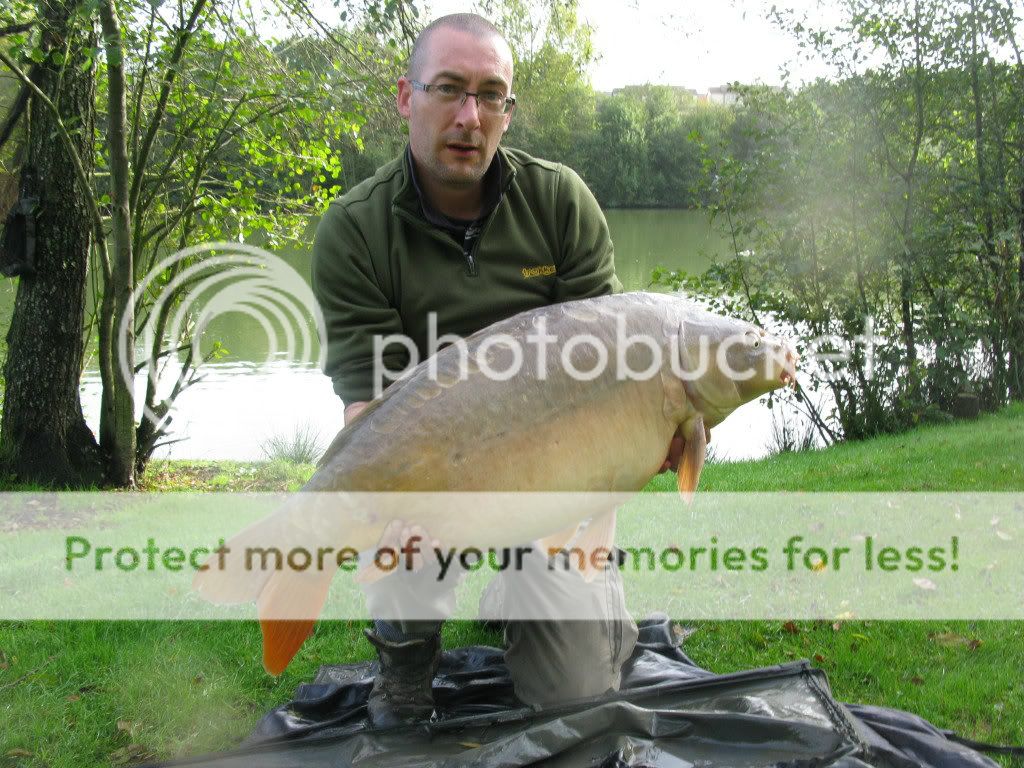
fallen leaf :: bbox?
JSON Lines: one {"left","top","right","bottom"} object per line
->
{"left": 782, "top": 621, "right": 800, "bottom": 635}
{"left": 116, "top": 719, "right": 134, "bottom": 732}
{"left": 913, "top": 578, "right": 937, "bottom": 591}
{"left": 831, "top": 622, "right": 842, "bottom": 631}
{"left": 6, "top": 749, "right": 33, "bottom": 758}
{"left": 851, "top": 633, "right": 870, "bottom": 642}
{"left": 670, "top": 624, "right": 696, "bottom": 642}
{"left": 66, "top": 694, "right": 81, "bottom": 702}
{"left": 911, "top": 675, "right": 925, "bottom": 685}
{"left": 967, "top": 639, "right": 982, "bottom": 651}
{"left": 813, "top": 653, "right": 826, "bottom": 664}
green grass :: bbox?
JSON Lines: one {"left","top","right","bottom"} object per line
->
{"left": 648, "top": 401, "right": 1024, "bottom": 492}
{"left": 140, "top": 459, "right": 315, "bottom": 492}
{"left": 1, "top": 406, "right": 1023, "bottom": 766}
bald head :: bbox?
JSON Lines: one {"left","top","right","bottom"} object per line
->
{"left": 408, "top": 13, "right": 513, "bottom": 82}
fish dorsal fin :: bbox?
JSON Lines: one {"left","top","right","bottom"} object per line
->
{"left": 677, "top": 415, "right": 707, "bottom": 503}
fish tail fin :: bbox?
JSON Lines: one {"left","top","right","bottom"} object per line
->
{"left": 192, "top": 512, "right": 288, "bottom": 605}
{"left": 260, "top": 619, "right": 316, "bottom": 675}
{"left": 257, "top": 563, "right": 338, "bottom": 675}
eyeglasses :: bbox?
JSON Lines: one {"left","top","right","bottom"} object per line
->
{"left": 410, "top": 80, "right": 516, "bottom": 115}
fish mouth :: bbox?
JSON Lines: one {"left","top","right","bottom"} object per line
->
{"left": 779, "top": 346, "right": 799, "bottom": 389}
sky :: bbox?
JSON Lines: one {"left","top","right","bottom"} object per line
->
{"left": 425, "top": 0, "right": 837, "bottom": 92}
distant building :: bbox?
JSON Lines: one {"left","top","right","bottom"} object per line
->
{"left": 608, "top": 84, "right": 700, "bottom": 102}
{"left": 706, "top": 85, "right": 740, "bottom": 105}
{"left": 603, "top": 84, "right": 742, "bottom": 107}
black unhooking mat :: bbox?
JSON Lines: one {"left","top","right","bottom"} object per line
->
{"left": 145, "top": 616, "right": 1021, "bottom": 767}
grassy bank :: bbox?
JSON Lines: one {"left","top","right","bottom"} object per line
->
{"left": 1, "top": 405, "right": 1022, "bottom": 766}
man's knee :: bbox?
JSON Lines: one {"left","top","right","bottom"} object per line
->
{"left": 504, "top": 617, "right": 638, "bottom": 705}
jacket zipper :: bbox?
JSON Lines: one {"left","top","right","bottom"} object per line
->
{"left": 394, "top": 207, "right": 500, "bottom": 278}
{"left": 462, "top": 223, "right": 481, "bottom": 276}
{"left": 463, "top": 207, "right": 502, "bottom": 277}
{"left": 392, "top": 169, "right": 514, "bottom": 278}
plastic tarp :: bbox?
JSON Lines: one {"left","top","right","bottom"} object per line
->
{"left": 144, "top": 617, "right": 1016, "bottom": 767}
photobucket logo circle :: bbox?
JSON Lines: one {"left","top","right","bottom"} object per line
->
{"left": 118, "top": 242, "right": 326, "bottom": 424}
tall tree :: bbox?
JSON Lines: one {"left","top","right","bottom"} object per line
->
{"left": 0, "top": 0, "right": 103, "bottom": 485}
{"left": 0, "top": 0, "right": 405, "bottom": 486}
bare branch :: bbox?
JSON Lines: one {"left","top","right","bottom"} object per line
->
{"left": 0, "top": 22, "right": 34, "bottom": 37}
{"left": 273, "top": 0, "right": 396, "bottom": 93}
{"left": 0, "top": 67, "right": 33, "bottom": 153}
{"left": 130, "top": 0, "right": 210, "bottom": 216}
{"left": 128, "top": 3, "right": 159, "bottom": 168}
{"left": 151, "top": 436, "right": 190, "bottom": 452}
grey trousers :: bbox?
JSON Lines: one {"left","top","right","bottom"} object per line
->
{"left": 362, "top": 547, "right": 638, "bottom": 706}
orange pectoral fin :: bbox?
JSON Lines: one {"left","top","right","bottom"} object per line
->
{"left": 257, "top": 565, "right": 337, "bottom": 675}
{"left": 677, "top": 415, "right": 707, "bottom": 503}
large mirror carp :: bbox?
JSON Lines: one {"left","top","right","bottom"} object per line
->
{"left": 194, "top": 291, "right": 798, "bottom": 673}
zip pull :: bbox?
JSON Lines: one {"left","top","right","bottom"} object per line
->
{"left": 463, "top": 223, "right": 481, "bottom": 276}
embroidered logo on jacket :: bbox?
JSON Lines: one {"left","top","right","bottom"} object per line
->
{"left": 522, "top": 265, "right": 556, "bottom": 278}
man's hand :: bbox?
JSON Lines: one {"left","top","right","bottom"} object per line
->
{"left": 375, "top": 519, "right": 441, "bottom": 573}
{"left": 345, "top": 400, "right": 369, "bottom": 424}
{"left": 659, "top": 424, "right": 712, "bottom": 473}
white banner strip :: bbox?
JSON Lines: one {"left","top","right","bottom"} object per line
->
{"left": 0, "top": 492, "right": 1019, "bottom": 621}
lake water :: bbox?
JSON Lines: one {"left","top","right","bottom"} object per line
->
{"left": 0, "top": 209, "right": 801, "bottom": 462}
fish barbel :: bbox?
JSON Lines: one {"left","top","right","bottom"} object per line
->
{"left": 193, "top": 292, "right": 798, "bottom": 672}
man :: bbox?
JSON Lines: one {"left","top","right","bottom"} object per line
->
{"left": 311, "top": 13, "right": 662, "bottom": 726}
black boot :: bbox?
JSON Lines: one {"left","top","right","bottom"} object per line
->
{"left": 364, "top": 628, "right": 441, "bottom": 726}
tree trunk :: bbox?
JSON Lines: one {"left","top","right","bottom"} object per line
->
{"left": 0, "top": 0, "right": 102, "bottom": 486}
{"left": 1013, "top": 176, "right": 1024, "bottom": 399}
{"left": 98, "top": 0, "right": 137, "bottom": 486}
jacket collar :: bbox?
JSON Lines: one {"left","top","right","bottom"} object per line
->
{"left": 392, "top": 145, "right": 516, "bottom": 226}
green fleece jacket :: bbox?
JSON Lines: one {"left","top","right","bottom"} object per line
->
{"left": 310, "top": 146, "right": 621, "bottom": 403}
